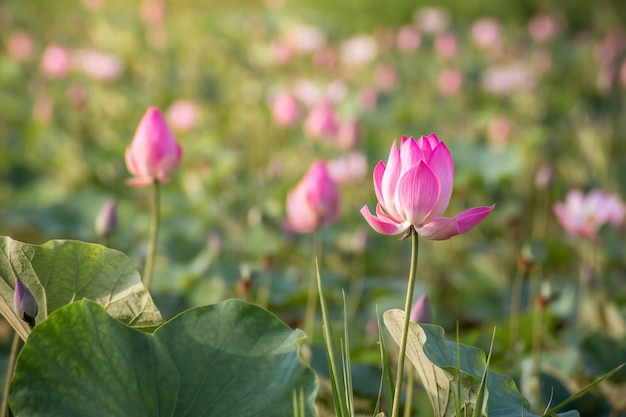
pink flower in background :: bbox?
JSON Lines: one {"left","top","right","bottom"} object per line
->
{"left": 396, "top": 25, "right": 422, "bottom": 53}
{"left": 271, "top": 91, "right": 300, "bottom": 126}
{"left": 487, "top": 116, "right": 512, "bottom": 148}
{"left": 125, "top": 107, "right": 182, "bottom": 187}
{"left": 482, "top": 63, "right": 535, "bottom": 94}
{"left": 471, "top": 18, "right": 502, "bottom": 49}
{"left": 285, "top": 161, "right": 339, "bottom": 233}
{"left": 95, "top": 199, "right": 118, "bottom": 238}
{"left": 304, "top": 102, "right": 339, "bottom": 139}
{"left": 336, "top": 119, "right": 360, "bottom": 149}
{"left": 434, "top": 32, "right": 458, "bottom": 59}
{"left": 285, "top": 24, "right": 326, "bottom": 53}
{"left": 437, "top": 68, "right": 463, "bottom": 95}
{"left": 7, "top": 30, "right": 34, "bottom": 61}
{"left": 554, "top": 189, "right": 625, "bottom": 239}
{"left": 340, "top": 34, "right": 378, "bottom": 67}
{"left": 269, "top": 38, "right": 293, "bottom": 65}
{"left": 360, "top": 134, "right": 494, "bottom": 240}
{"left": 327, "top": 151, "right": 368, "bottom": 184}
{"left": 413, "top": 7, "right": 450, "bottom": 34}
{"left": 40, "top": 44, "right": 71, "bottom": 78}
{"left": 528, "top": 13, "right": 561, "bottom": 43}
{"left": 72, "top": 49, "right": 124, "bottom": 82}
{"left": 357, "top": 87, "right": 378, "bottom": 110}
{"left": 313, "top": 46, "right": 338, "bottom": 72}
{"left": 375, "top": 64, "right": 397, "bottom": 91}
{"left": 140, "top": 0, "right": 166, "bottom": 25}
{"left": 166, "top": 99, "right": 201, "bottom": 132}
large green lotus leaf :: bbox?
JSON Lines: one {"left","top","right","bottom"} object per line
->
{"left": 0, "top": 237, "right": 162, "bottom": 339}
{"left": 10, "top": 299, "right": 318, "bottom": 417}
{"left": 384, "top": 309, "right": 579, "bottom": 417}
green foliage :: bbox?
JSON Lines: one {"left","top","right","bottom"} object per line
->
{"left": 0, "top": 237, "right": 162, "bottom": 340}
{"left": 383, "top": 309, "right": 580, "bottom": 417}
{"left": 10, "top": 299, "right": 318, "bottom": 417}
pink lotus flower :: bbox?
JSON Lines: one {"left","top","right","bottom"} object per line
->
{"left": 125, "top": 107, "right": 182, "bottom": 187}
{"left": 554, "top": 189, "right": 625, "bottom": 239}
{"left": 360, "top": 134, "right": 494, "bottom": 240}
{"left": 285, "top": 161, "right": 339, "bottom": 233}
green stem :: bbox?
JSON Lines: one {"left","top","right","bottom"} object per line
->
{"left": 1, "top": 332, "right": 20, "bottom": 417}
{"left": 391, "top": 232, "right": 419, "bottom": 417}
{"left": 143, "top": 180, "right": 160, "bottom": 292}
{"left": 303, "top": 230, "right": 322, "bottom": 352}
{"left": 403, "top": 365, "right": 415, "bottom": 417}
{"left": 530, "top": 296, "right": 544, "bottom": 411}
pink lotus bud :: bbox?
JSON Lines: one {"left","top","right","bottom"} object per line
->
{"left": 285, "top": 161, "right": 340, "bottom": 233}
{"left": 166, "top": 99, "right": 201, "bottom": 132}
{"left": 271, "top": 91, "right": 300, "bottom": 126}
{"left": 40, "top": 44, "right": 71, "bottom": 78}
{"left": 125, "top": 107, "right": 182, "bottom": 187}
{"left": 434, "top": 32, "right": 458, "bottom": 59}
{"left": 360, "top": 134, "right": 494, "bottom": 240}
{"left": 375, "top": 64, "right": 397, "bottom": 91}
{"left": 14, "top": 278, "right": 38, "bottom": 326}
{"left": 396, "top": 25, "right": 422, "bottom": 54}
{"left": 336, "top": 119, "right": 360, "bottom": 149}
{"left": 437, "top": 68, "right": 463, "bottom": 95}
{"left": 410, "top": 294, "right": 432, "bottom": 323}
{"left": 303, "top": 102, "right": 339, "bottom": 140}
{"left": 471, "top": 18, "right": 502, "bottom": 49}
{"left": 95, "top": 199, "right": 118, "bottom": 238}
{"left": 7, "top": 30, "right": 34, "bottom": 61}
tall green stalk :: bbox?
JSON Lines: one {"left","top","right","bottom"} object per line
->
{"left": 390, "top": 232, "right": 419, "bottom": 417}
{"left": 303, "top": 230, "right": 322, "bottom": 353}
{"left": 143, "top": 180, "right": 160, "bottom": 292}
{"left": 1, "top": 332, "right": 20, "bottom": 417}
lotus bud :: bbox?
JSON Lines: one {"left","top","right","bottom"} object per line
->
{"left": 14, "top": 278, "right": 38, "bottom": 326}
{"left": 410, "top": 294, "right": 432, "bottom": 323}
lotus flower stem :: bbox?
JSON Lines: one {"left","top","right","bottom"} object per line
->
{"left": 303, "top": 230, "right": 323, "bottom": 356}
{"left": 143, "top": 180, "right": 160, "bottom": 291}
{"left": 1, "top": 332, "right": 20, "bottom": 417}
{"left": 391, "top": 232, "right": 419, "bottom": 417}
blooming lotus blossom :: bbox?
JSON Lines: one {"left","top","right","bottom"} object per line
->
{"left": 553, "top": 189, "right": 625, "bottom": 239}
{"left": 360, "top": 134, "right": 494, "bottom": 240}
{"left": 14, "top": 278, "right": 38, "bottom": 325}
{"left": 125, "top": 107, "right": 182, "bottom": 187}
{"left": 285, "top": 161, "right": 339, "bottom": 233}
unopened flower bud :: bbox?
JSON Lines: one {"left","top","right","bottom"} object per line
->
{"left": 410, "top": 294, "right": 432, "bottom": 323}
{"left": 14, "top": 278, "right": 38, "bottom": 326}
{"left": 95, "top": 199, "right": 118, "bottom": 238}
